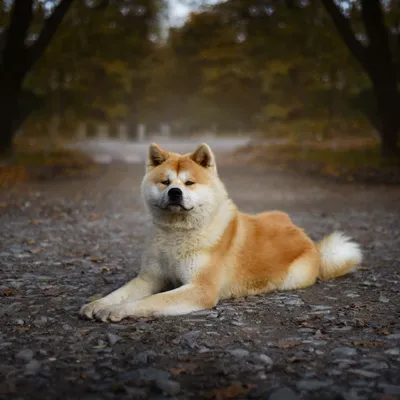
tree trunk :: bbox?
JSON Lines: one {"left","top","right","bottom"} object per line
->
{"left": 0, "top": 0, "right": 75, "bottom": 156}
{"left": 320, "top": 0, "right": 400, "bottom": 157}
{"left": 0, "top": 78, "right": 22, "bottom": 157}
{"left": 374, "top": 84, "right": 400, "bottom": 157}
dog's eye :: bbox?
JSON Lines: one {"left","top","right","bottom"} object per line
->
{"left": 161, "top": 179, "right": 170, "bottom": 186}
{"left": 185, "top": 181, "right": 195, "bottom": 186}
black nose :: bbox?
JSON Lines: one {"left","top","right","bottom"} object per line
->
{"left": 168, "top": 188, "right": 182, "bottom": 202}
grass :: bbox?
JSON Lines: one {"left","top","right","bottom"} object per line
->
{"left": 237, "top": 138, "right": 400, "bottom": 183}
{"left": 0, "top": 138, "right": 95, "bottom": 188}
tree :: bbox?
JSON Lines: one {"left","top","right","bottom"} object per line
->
{"left": 23, "top": 0, "right": 159, "bottom": 138}
{"left": 320, "top": 0, "right": 400, "bottom": 157}
{"left": 0, "top": 0, "right": 75, "bottom": 155}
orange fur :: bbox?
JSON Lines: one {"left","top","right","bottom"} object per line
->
{"left": 80, "top": 143, "right": 362, "bottom": 322}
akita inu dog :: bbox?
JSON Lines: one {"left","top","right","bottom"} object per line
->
{"left": 80, "top": 143, "right": 362, "bottom": 322}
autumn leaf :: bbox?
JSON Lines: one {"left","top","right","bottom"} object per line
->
{"left": 276, "top": 339, "right": 302, "bottom": 349}
{"left": 2, "top": 288, "right": 18, "bottom": 296}
{"left": 90, "top": 257, "right": 105, "bottom": 263}
{"left": 353, "top": 341, "right": 386, "bottom": 348}
{"left": 28, "top": 247, "right": 43, "bottom": 254}
{"left": 170, "top": 367, "right": 186, "bottom": 376}
{"left": 208, "top": 383, "right": 256, "bottom": 399}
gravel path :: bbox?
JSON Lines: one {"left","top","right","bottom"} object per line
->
{"left": 1, "top": 153, "right": 400, "bottom": 400}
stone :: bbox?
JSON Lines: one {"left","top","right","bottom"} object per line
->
{"left": 348, "top": 369, "right": 380, "bottom": 378}
{"left": 257, "top": 354, "right": 273, "bottom": 366}
{"left": 25, "top": 359, "right": 41, "bottom": 375}
{"left": 135, "top": 350, "right": 158, "bottom": 364}
{"left": 296, "top": 379, "right": 333, "bottom": 391}
{"left": 119, "top": 368, "right": 170, "bottom": 384}
{"left": 332, "top": 347, "right": 357, "bottom": 357}
{"left": 377, "top": 383, "right": 400, "bottom": 395}
{"left": 386, "top": 333, "right": 400, "bottom": 340}
{"left": 15, "top": 349, "right": 34, "bottom": 363}
{"left": 228, "top": 348, "right": 249, "bottom": 358}
{"left": 269, "top": 387, "right": 300, "bottom": 400}
{"left": 155, "top": 379, "right": 181, "bottom": 395}
{"left": 385, "top": 348, "right": 400, "bottom": 356}
{"left": 106, "top": 333, "right": 122, "bottom": 346}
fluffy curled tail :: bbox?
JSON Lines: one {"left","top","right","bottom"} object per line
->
{"left": 317, "top": 232, "right": 362, "bottom": 280}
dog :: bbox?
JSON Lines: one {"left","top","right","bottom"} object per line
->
{"left": 80, "top": 143, "right": 362, "bottom": 322}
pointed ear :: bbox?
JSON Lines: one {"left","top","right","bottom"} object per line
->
{"left": 190, "top": 143, "right": 216, "bottom": 171}
{"left": 147, "top": 143, "right": 169, "bottom": 168}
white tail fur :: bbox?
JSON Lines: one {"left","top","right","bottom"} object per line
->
{"left": 317, "top": 232, "right": 362, "bottom": 280}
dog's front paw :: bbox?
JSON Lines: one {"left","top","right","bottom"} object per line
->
{"left": 80, "top": 299, "right": 110, "bottom": 320}
{"left": 94, "top": 305, "right": 127, "bottom": 323}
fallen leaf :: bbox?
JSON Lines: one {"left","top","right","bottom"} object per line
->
{"left": 28, "top": 247, "right": 42, "bottom": 254}
{"left": 170, "top": 367, "right": 186, "bottom": 376}
{"left": 208, "top": 383, "right": 256, "bottom": 399}
{"left": 80, "top": 329, "right": 90, "bottom": 335}
{"left": 14, "top": 326, "right": 30, "bottom": 333}
{"left": 90, "top": 257, "right": 105, "bottom": 263}
{"left": 277, "top": 339, "right": 302, "bottom": 349}
{"left": 27, "top": 239, "right": 36, "bottom": 245}
{"left": 44, "top": 288, "right": 60, "bottom": 297}
{"left": 353, "top": 341, "right": 386, "bottom": 348}
{"left": 379, "top": 328, "right": 391, "bottom": 336}
{"left": 2, "top": 288, "right": 18, "bottom": 296}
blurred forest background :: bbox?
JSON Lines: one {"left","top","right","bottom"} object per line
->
{"left": 0, "top": 0, "right": 400, "bottom": 159}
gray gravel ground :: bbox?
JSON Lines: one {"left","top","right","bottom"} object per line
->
{"left": 0, "top": 157, "right": 400, "bottom": 400}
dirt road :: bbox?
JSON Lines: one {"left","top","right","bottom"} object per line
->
{"left": 1, "top": 143, "right": 399, "bottom": 400}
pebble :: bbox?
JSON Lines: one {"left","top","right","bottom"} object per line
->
{"left": 106, "top": 333, "right": 122, "bottom": 346}
{"left": 386, "top": 333, "right": 400, "bottom": 340}
{"left": 269, "top": 387, "right": 300, "bottom": 400}
{"left": 285, "top": 299, "right": 304, "bottom": 306}
{"left": 257, "top": 354, "right": 273, "bottom": 366}
{"left": 175, "top": 330, "right": 200, "bottom": 349}
{"left": 135, "top": 350, "right": 158, "bottom": 364}
{"left": 25, "top": 359, "right": 41, "bottom": 375}
{"left": 33, "top": 316, "right": 48, "bottom": 327}
{"left": 377, "top": 383, "right": 400, "bottom": 395}
{"left": 385, "top": 348, "right": 400, "bottom": 356}
{"left": 15, "top": 349, "right": 34, "bottom": 363}
{"left": 378, "top": 295, "right": 390, "bottom": 303}
{"left": 296, "top": 379, "right": 333, "bottom": 391}
{"left": 348, "top": 369, "right": 380, "bottom": 378}
{"left": 228, "top": 348, "right": 249, "bottom": 358}
{"left": 155, "top": 379, "right": 181, "bottom": 395}
{"left": 332, "top": 347, "right": 357, "bottom": 357}
{"left": 362, "top": 361, "right": 388, "bottom": 370}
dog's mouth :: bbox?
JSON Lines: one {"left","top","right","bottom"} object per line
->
{"left": 157, "top": 203, "right": 194, "bottom": 212}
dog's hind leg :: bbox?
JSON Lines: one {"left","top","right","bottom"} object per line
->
{"left": 279, "top": 249, "right": 320, "bottom": 291}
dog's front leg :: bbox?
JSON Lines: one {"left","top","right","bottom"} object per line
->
{"left": 94, "top": 283, "right": 218, "bottom": 322}
{"left": 80, "top": 273, "right": 164, "bottom": 320}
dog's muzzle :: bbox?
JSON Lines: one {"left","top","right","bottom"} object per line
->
{"left": 168, "top": 188, "right": 183, "bottom": 205}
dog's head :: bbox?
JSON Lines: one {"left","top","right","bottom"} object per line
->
{"left": 141, "top": 143, "right": 227, "bottom": 229}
